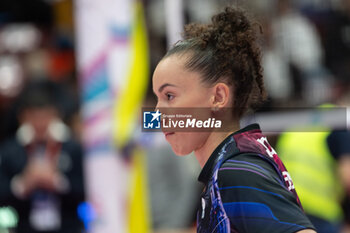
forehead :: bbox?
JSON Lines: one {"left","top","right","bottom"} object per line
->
{"left": 153, "top": 55, "right": 185, "bottom": 79}
{"left": 152, "top": 55, "right": 202, "bottom": 90}
{"left": 20, "top": 106, "right": 58, "bottom": 116}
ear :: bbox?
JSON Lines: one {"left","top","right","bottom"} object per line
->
{"left": 210, "top": 83, "right": 232, "bottom": 109}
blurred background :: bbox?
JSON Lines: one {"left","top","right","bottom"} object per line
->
{"left": 0, "top": 0, "right": 349, "bottom": 233}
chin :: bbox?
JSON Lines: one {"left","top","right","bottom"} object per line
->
{"left": 170, "top": 145, "right": 193, "bottom": 156}
{"left": 166, "top": 132, "right": 208, "bottom": 156}
{"left": 172, "top": 149, "right": 192, "bottom": 156}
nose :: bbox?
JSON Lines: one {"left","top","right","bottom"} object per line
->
{"left": 155, "top": 100, "right": 164, "bottom": 111}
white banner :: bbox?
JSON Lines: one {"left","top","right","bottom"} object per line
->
{"left": 75, "top": 0, "right": 134, "bottom": 232}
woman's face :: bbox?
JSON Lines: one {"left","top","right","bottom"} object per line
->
{"left": 152, "top": 54, "right": 213, "bottom": 155}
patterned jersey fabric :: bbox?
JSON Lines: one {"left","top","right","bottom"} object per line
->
{"left": 197, "top": 124, "right": 315, "bottom": 233}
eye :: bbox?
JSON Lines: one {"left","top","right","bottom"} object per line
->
{"left": 166, "top": 93, "right": 174, "bottom": 101}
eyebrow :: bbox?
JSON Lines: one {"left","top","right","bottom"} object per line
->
{"left": 157, "top": 83, "right": 177, "bottom": 93}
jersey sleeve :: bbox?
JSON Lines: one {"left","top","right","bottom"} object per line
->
{"left": 218, "top": 153, "right": 315, "bottom": 233}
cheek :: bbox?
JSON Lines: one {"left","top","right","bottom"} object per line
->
{"left": 186, "top": 92, "right": 210, "bottom": 107}
{"left": 167, "top": 132, "right": 209, "bottom": 156}
{"left": 174, "top": 88, "right": 211, "bottom": 108}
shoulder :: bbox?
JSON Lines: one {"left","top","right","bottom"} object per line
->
{"left": 0, "top": 138, "right": 21, "bottom": 149}
{"left": 217, "top": 153, "right": 290, "bottom": 206}
{"left": 218, "top": 153, "right": 281, "bottom": 189}
{"left": 217, "top": 153, "right": 315, "bottom": 232}
{"left": 217, "top": 153, "right": 293, "bottom": 207}
{"left": 0, "top": 138, "right": 25, "bottom": 158}
{"left": 0, "top": 138, "right": 27, "bottom": 173}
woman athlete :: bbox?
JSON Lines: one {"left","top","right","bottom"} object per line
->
{"left": 152, "top": 6, "right": 316, "bottom": 233}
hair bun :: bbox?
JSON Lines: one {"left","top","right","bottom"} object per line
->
{"left": 212, "top": 7, "right": 254, "bottom": 53}
{"left": 213, "top": 7, "right": 250, "bottom": 33}
{"left": 183, "top": 23, "right": 214, "bottom": 48}
{"left": 183, "top": 7, "right": 253, "bottom": 51}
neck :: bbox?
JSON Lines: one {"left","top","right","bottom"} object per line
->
{"left": 194, "top": 128, "right": 239, "bottom": 168}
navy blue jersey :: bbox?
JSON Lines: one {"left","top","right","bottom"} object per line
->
{"left": 197, "top": 124, "right": 315, "bottom": 233}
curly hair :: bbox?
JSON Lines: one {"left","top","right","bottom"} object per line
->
{"left": 164, "top": 7, "right": 267, "bottom": 118}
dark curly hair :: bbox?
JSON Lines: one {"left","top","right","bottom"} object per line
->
{"left": 164, "top": 7, "right": 267, "bottom": 118}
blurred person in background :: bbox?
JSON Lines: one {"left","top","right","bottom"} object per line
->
{"left": 262, "top": 0, "right": 332, "bottom": 105}
{"left": 145, "top": 133, "right": 200, "bottom": 232}
{"left": 331, "top": 130, "right": 350, "bottom": 233}
{"left": 335, "top": 92, "right": 350, "bottom": 233}
{"left": 322, "top": 0, "right": 350, "bottom": 93}
{"left": 0, "top": 79, "right": 85, "bottom": 233}
{"left": 276, "top": 104, "right": 350, "bottom": 233}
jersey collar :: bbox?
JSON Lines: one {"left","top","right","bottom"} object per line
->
{"left": 198, "top": 123, "right": 261, "bottom": 184}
